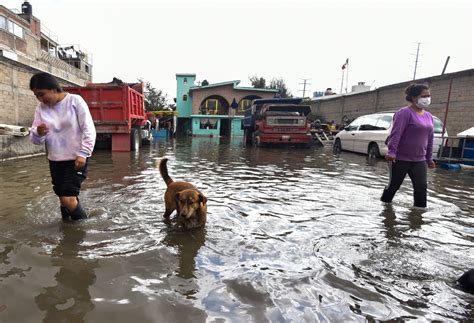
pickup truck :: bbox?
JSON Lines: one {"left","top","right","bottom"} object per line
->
{"left": 243, "top": 98, "right": 312, "bottom": 147}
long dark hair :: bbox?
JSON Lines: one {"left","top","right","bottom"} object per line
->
{"left": 29, "top": 72, "right": 63, "bottom": 92}
{"left": 405, "top": 84, "right": 429, "bottom": 102}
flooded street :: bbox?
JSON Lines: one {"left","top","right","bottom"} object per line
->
{"left": 0, "top": 137, "right": 473, "bottom": 322}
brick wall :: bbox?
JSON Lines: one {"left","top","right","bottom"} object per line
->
{"left": 308, "top": 69, "right": 474, "bottom": 135}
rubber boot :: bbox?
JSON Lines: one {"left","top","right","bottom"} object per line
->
{"left": 70, "top": 201, "right": 87, "bottom": 221}
{"left": 60, "top": 206, "right": 71, "bottom": 221}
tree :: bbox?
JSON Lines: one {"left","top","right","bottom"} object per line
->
{"left": 269, "top": 78, "right": 292, "bottom": 98}
{"left": 201, "top": 79, "right": 209, "bottom": 86}
{"left": 249, "top": 75, "right": 266, "bottom": 88}
{"left": 142, "top": 80, "right": 167, "bottom": 111}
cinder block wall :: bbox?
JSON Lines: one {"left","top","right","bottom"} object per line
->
{"left": 0, "top": 58, "right": 76, "bottom": 126}
{"left": 308, "top": 69, "right": 474, "bottom": 135}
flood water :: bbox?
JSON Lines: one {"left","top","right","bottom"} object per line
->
{"left": 0, "top": 136, "right": 473, "bottom": 322}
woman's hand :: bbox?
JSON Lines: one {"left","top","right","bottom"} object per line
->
{"left": 37, "top": 123, "right": 49, "bottom": 136}
{"left": 75, "top": 156, "right": 86, "bottom": 171}
{"left": 385, "top": 154, "right": 396, "bottom": 162}
{"left": 427, "top": 160, "right": 436, "bottom": 169}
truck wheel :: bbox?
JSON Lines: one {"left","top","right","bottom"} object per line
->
{"left": 131, "top": 128, "right": 141, "bottom": 151}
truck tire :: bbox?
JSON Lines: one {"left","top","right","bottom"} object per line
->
{"left": 131, "top": 127, "right": 141, "bottom": 151}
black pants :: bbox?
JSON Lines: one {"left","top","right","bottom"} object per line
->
{"left": 49, "top": 160, "right": 88, "bottom": 197}
{"left": 381, "top": 160, "right": 427, "bottom": 207}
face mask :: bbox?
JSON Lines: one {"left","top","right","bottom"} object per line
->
{"left": 416, "top": 97, "right": 431, "bottom": 109}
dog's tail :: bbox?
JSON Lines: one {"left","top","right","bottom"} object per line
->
{"left": 159, "top": 158, "right": 173, "bottom": 186}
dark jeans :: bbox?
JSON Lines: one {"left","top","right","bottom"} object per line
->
{"left": 381, "top": 160, "right": 427, "bottom": 207}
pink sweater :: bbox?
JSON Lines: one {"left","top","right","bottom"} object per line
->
{"left": 30, "top": 93, "right": 96, "bottom": 161}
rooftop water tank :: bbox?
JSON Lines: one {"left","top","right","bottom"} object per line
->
{"left": 21, "top": 1, "right": 32, "bottom": 15}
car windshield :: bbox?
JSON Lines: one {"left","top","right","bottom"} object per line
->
{"left": 375, "top": 115, "right": 393, "bottom": 130}
{"left": 433, "top": 117, "right": 444, "bottom": 134}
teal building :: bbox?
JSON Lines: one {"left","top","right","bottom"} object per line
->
{"left": 175, "top": 74, "right": 278, "bottom": 137}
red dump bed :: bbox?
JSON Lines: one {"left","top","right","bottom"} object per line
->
{"left": 64, "top": 83, "right": 145, "bottom": 134}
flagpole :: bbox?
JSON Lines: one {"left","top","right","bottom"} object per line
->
{"left": 345, "top": 58, "right": 349, "bottom": 93}
{"left": 340, "top": 69, "right": 345, "bottom": 94}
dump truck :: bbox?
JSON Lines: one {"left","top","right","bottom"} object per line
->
{"left": 243, "top": 98, "right": 312, "bottom": 147}
{"left": 64, "top": 80, "right": 151, "bottom": 151}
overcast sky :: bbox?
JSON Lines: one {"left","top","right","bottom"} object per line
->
{"left": 3, "top": 0, "right": 473, "bottom": 101}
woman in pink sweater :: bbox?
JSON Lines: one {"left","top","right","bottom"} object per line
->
{"left": 381, "top": 84, "right": 436, "bottom": 208}
{"left": 29, "top": 72, "right": 96, "bottom": 220}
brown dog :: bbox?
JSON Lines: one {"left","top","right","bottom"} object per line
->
{"left": 159, "top": 158, "right": 207, "bottom": 229}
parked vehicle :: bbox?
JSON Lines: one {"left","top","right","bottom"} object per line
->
{"left": 64, "top": 81, "right": 151, "bottom": 151}
{"left": 333, "top": 111, "right": 447, "bottom": 159}
{"left": 243, "top": 98, "right": 312, "bottom": 147}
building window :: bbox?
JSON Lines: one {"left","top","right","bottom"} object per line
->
{"left": 200, "top": 118, "right": 217, "bottom": 129}
{"left": 239, "top": 99, "right": 252, "bottom": 112}
{"left": 3, "top": 19, "right": 24, "bottom": 38}
{"left": 13, "top": 23, "right": 24, "bottom": 38}
{"left": 205, "top": 99, "right": 219, "bottom": 114}
{"left": 0, "top": 16, "right": 6, "bottom": 30}
{"left": 183, "top": 94, "right": 188, "bottom": 102}
{"left": 183, "top": 77, "right": 187, "bottom": 85}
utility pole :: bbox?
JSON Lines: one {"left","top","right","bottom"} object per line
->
{"left": 298, "top": 78, "right": 311, "bottom": 98}
{"left": 413, "top": 42, "right": 421, "bottom": 80}
{"left": 442, "top": 56, "right": 450, "bottom": 75}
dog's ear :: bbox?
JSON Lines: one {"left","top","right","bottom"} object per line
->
{"left": 175, "top": 192, "right": 180, "bottom": 203}
{"left": 199, "top": 193, "right": 207, "bottom": 205}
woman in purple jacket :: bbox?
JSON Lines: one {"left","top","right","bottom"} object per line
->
{"left": 381, "top": 84, "right": 436, "bottom": 208}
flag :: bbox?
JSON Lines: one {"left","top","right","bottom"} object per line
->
{"left": 341, "top": 58, "right": 349, "bottom": 70}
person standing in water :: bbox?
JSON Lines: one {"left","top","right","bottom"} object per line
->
{"left": 29, "top": 72, "right": 96, "bottom": 220}
{"left": 381, "top": 84, "right": 436, "bottom": 208}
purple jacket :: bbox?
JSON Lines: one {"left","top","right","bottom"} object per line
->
{"left": 387, "top": 106, "right": 434, "bottom": 162}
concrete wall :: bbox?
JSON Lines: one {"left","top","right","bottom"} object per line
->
{"left": 0, "top": 57, "right": 78, "bottom": 126}
{"left": 308, "top": 69, "right": 474, "bottom": 135}
{"left": 0, "top": 135, "right": 44, "bottom": 160}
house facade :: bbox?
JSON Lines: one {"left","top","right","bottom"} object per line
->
{"left": 176, "top": 74, "right": 278, "bottom": 137}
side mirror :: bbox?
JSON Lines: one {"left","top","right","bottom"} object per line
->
{"left": 344, "top": 126, "right": 350, "bottom": 131}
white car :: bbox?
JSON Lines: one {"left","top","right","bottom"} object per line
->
{"left": 333, "top": 111, "right": 447, "bottom": 159}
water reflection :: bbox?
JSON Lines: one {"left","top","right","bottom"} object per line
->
{"left": 380, "top": 204, "right": 399, "bottom": 240}
{"left": 407, "top": 208, "right": 425, "bottom": 231}
{"left": 35, "top": 225, "right": 97, "bottom": 322}
{"left": 162, "top": 228, "right": 206, "bottom": 298}
{"left": 381, "top": 204, "right": 428, "bottom": 241}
